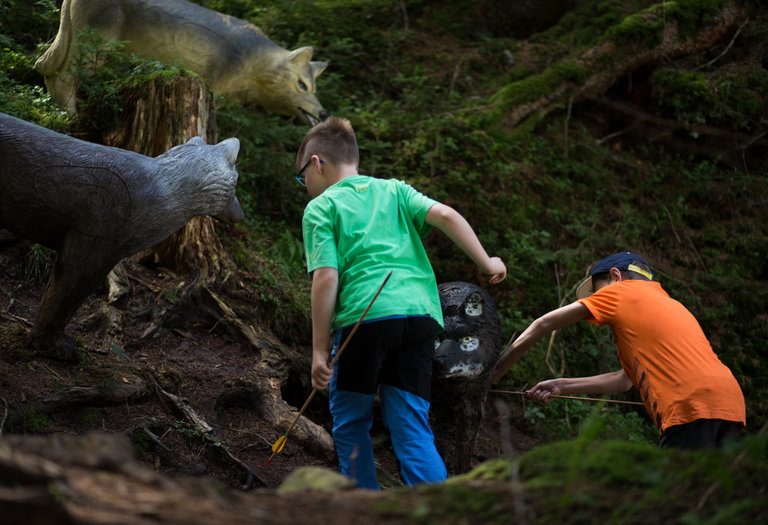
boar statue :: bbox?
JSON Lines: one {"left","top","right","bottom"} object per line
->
{"left": 34, "top": 0, "right": 328, "bottom": 125}
{"left": 431, "top": 281, "right": 501, "bottom": 475}
{"left": 0, "top": 112, "right": 244, "bottom": 359}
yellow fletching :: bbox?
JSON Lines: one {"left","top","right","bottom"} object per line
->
{"left": 272, "top": 435, "right": 287, "bottom": 453}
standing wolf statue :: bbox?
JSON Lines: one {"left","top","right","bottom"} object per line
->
{"left": 0, "top": 112, "right": 244, "bottom": 359}
{"left": 34, "top": 0, "right": 328, "bottom": 125}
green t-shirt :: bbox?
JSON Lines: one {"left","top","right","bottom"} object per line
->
{"left": 302, "top": 175, "right": 443, "bottom": 330}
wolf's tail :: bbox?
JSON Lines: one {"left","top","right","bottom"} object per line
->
{"left": 34, "top": 0, "right": 73, "bottom": 75}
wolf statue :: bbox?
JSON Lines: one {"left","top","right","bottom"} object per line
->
{"left": 0, "top": 112, "right": 244, "bottom": 359}
{"left": 432, "top": 281, "right": 501, "bottom": 475}
{"left": 34, "top": 0, "right": 328, "bottom": 125}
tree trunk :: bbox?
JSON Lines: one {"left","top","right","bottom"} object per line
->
{"left": 103, "top": 74, "right": 223, "bottom": 276}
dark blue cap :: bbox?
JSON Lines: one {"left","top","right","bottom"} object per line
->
{"left": 576, "top": 252, "right": 654, "bottom": 299}
{"left": 591, "top": 252, "right": 653, "bottom": 277}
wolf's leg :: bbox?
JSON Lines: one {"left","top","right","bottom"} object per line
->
{"left": 29, "top": 234, "right": 117, "bottom": 360}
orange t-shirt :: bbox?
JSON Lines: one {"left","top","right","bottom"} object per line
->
{"left": 578, "top": 280, "right": 745, "bottom": 433}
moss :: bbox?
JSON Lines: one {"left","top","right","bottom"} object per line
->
{"left": 666, "top": 0, "right": 727, "bottom": 38}
{"left": 605, "top": 9, "right": 664, "bottom": 47}
{"left": 489, "top": 60, "right": 586, "bottom": 118}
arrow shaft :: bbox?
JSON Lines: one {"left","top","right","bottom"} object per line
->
{"left": 488, "top": 389, "right": 644, "bottom": 406}
{"left": 266, "top": 271, "right": 392, "bottom": 466}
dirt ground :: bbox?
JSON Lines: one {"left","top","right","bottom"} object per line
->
{"left": 0, "top": 233, "right": 541, "bottom": 522}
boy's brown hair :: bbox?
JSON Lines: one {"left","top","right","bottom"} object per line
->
{"left": 296, "top": 116, "right": 359, "bottom": 168}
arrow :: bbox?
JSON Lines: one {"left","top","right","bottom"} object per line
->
{"left": 266, "top": 271, "right": 392, "bottom": 467}
{"left": 488, "top": 389, "right": 644, "bottom": 406}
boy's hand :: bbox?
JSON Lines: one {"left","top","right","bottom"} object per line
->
{"left": 311, "top": 352, "right": 333, "bottom": 390}
{"left": 484, "top": 256, "right": 507, "bottom": 284}
{"left": 526, "top": 379, "right": 562, "bottom": 403}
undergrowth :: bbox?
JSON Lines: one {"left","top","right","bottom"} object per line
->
{"left": 1, "top": 0, "right": 766, "bottom": 445}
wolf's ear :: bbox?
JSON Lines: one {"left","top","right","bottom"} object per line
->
{"left": 218, "top": 138, "right": 240, "bottom": 164}
{"left": 187, "top": 137, "right": 206, "bottom": 146}
{"left": 286, "top": 46, "right": 313, "bottom": 68}
{"left": 310, "top": 60, "right": 328, "bottom": 79}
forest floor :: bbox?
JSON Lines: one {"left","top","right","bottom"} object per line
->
{"left": 0, "top": 233, "right": 543, "bottom": 523}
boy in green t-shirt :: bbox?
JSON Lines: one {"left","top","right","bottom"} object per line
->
{"left": 298, "top": 117, "right": 506, "bottom": 489}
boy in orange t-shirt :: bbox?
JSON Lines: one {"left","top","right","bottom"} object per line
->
{"left": 493, "top": 252, "right": 746, "bottom": 449}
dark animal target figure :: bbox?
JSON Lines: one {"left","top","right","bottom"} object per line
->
{"left": 0, "top": 113, "right": 244, "bottom": 359}
{"left": 432, "top": 281, "right": 501, "bottom": 474}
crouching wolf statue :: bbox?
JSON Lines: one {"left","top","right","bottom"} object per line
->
{"left": 34, "top": 0, "right": 328, "bottom": 125}
{"left": 0, "top": 112, "right": 244, "bottom": 359}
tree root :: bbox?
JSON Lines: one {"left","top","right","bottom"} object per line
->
{"left": 150, "top": 375, "right": 271, "bottom": 489}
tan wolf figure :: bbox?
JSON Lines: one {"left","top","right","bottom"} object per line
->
{"left": 34, "top": 0, "right": 328, "bottom": 124}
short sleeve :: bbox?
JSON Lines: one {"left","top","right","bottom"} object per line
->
{"left": 302, "top": 198, "right": 339, "bottom": 273}
{"left": 577, "top": 286, "right": 621, "bottom": 327}
{"left": 396, "top": 180, "right": 438, "bottom": 237}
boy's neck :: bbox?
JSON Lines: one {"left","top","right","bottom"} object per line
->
{"left": 311, "top": 161, "right": 359, "bottom": 197}
{"left": 325, "top": 162, "right": 359, "bottom": 185}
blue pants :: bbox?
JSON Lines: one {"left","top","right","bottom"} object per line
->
{"left": 329, "top": 379, "right": 447, "bottom": 489}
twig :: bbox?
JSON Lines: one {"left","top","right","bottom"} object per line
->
{"left": 0, "top": 311, "right": 32, "bottom": 326}
{"left": 141, "top": 425, "right": 171, "bottom": 452}
{"left": 495, "top": 399, "right": 528, "bottom": 525}
{"left": 563, "top": 96, "right": 573, "bottom": 157}
{"left": 40, "top": 361, "right": 63, "bottom": 381}
{"left": 0, "top": 397, "right": 8, "bottom": 435}
{"left": 658, "top": 200, "right": 682, "bottom": 244}
{"left": 399, "top": 0, "right": 409, "bottom": 31}
{"left": 696, "top": 18, "right": 749, "bottom": 71}
{"left": 123, "top": 270, "right": 163, "bottom": 292}
{"left": 489, "top": 389, "right": 644, "bottom": 406}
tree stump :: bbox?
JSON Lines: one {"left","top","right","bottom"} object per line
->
{"left": 104, "top": 74, "right": 223, "bottom": 276}
{"left": 98, "top": 73, "right": 334, "bottom": 467}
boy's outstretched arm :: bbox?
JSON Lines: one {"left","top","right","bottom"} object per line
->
{"left": 492, "top": 302, "right": 591, "bottom": 382}
{"left": 310, "top": 267, "right": 338, "bottom": 390}
{"left": 425, "top": 203, "right": 506, "bottom": 284}
{"left": 526, "top": 370, "right": 633, "bottom": 402}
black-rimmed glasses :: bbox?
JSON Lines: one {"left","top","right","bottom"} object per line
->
{"left": 295, "top": 158, "right": 325, "bottom": 186}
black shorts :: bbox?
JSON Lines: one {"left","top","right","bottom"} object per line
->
{"left": 333, "top": 316, "right": 438, "bottom": 401}
{"left": 658, "top": 418, "right": 742, "bottom": 450}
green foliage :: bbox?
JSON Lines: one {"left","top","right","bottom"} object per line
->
{"left": 17, "top": 407, "right": 51, "bottom": 433}
{"left": 652, "top": 65, "right": 768, "bottom": 132}
{"left": 64, "top": 27, "right": 192, "bottom": 133}
{"left": 0, "top": 42, "right": 68, "bottom": 124}
{"left": 383, "top": 434, "right": 768, "bottom": 523}
{"left": 221, "top": 218, "right": 311, "bottom": 343}
{"left": 513, "top": 433, "right": 768, "bottom": 522}
{"left": 77, "top": 407, "right": 102, "bottom": 426}
{"left": 132, "top": 430, "right": 153, "bottom": 459}
{"left": 174, "top": 420, "right": 227, "bottom": 449}
{"left": 24, "top": 243, "right": 54, "bottom": 282}
{"left": 0, "top": 0, "right": 60, "bottom": 49}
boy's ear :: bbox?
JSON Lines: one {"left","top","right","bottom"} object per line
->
{"left": 610, "top": 267, "right": 623, "bottom": 281}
